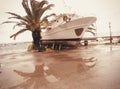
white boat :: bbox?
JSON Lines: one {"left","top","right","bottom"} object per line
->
{"left": 41, "top": 14, "right": 97, "bottom": 41}
{"left": 41, "top": 14, "right": 97, "bottom": 49}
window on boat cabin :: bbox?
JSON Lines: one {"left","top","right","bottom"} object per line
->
{"left": 75, "top": 28, "right": 84, "bottom": 36}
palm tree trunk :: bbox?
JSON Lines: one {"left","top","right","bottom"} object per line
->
{"left": 32, "top": 29, "right": 41, "bottom": 51}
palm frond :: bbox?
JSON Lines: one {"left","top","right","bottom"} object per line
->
{"left": 40, "top": 13, "right": 56, "bottom": 29}
{"left": 13, "top": 22, "right": 27, "bottom": 29}
{"left": 10, "top": 29, "right": 29, "bottom": 40}
{"left": 39, "top": 4, "right": 55, "bottom": 12}
{"left": 41, "top": 13, "right": 56, "bottom": 24}
{"left": 86, "top": 30, "right": 96, "bottom": 36}
{"left": 6, "top": 12, "right": 29, "bottom": 22}
{"left": 22, "top": 0, "right": 33, "bottom": 20}
{"left": 88, "top": 27, "right": 96, "bottom": 30}
{"left": 1, "top": 21, "right": 18, "bottom": 24}
{"left": 38, "top": 0, "right": 48, "bottom": 8}
{"left": 36, "top": 4, "right": 54, "bottom": 21}
{"left": 88, "top": 24, "right": 96, "bottom": 30}
{"left": 30, "top": 0, "right": 39, "bottom": 18}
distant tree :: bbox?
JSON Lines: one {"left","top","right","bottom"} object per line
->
{"left": 2, "top": 0, "right": 56, "bottom": 51}
{"left": 118, "top": 39, "right": 120, "bottom": 43}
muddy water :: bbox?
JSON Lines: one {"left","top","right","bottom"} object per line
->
{"left": 0, "top": 44, "right": 120, "bottom": 89}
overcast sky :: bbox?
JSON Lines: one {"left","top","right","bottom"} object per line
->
{"left": 0, "top": 0, "right": 120, "bottom": 43}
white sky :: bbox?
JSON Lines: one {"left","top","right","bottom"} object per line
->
{"left": 0, "top": 0, "right": 120, "bottom": 43}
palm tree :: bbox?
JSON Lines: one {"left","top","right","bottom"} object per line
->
{"left": 2, "top": 0, "right": 56, "bottom": 51}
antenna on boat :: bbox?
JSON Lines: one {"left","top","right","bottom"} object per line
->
{"left": 62, "top": 0, "right": 69, "bottom": 8}
{"left": 62, "top": 0, "right": 76, "bottom": 14}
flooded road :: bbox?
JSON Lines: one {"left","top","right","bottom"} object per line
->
{"left": 0, "top": 44, "right": 120, "bottom": 89}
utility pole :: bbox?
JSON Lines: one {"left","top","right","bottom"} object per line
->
{"left": 109, "top": 22, "right": 112, "bottom": 44}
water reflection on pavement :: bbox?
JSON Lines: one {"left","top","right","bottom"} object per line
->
{"left": 0, "top": 45, "right": 120, "bottom": 89}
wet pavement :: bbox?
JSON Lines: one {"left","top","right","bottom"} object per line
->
{"left": 0, "top": 44, "right": 120, "bottom": 89}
